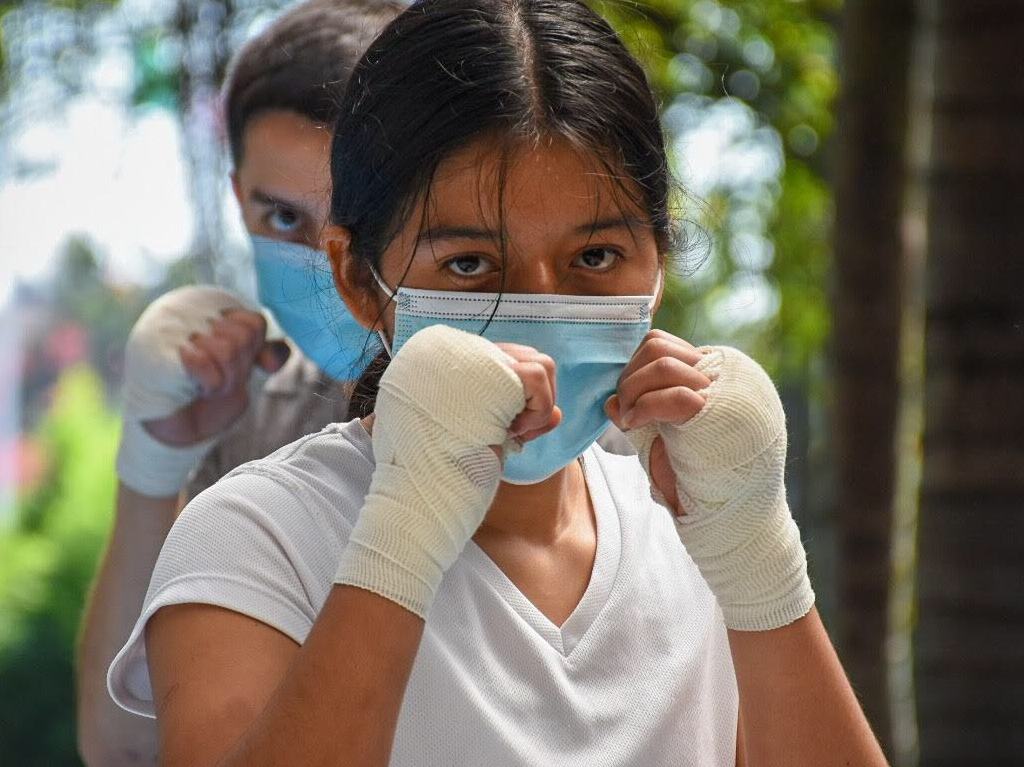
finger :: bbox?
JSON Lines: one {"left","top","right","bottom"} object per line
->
{"left": 496, "top": 344, "right": 557, "bottom": 404}
{"left": 605, "top": 393, "right": 626, "bottom": 432}
{"left": 619, "top": 330, "right": 705, "bottom": 384}
{"left": 221, "top": 308, "right": 268, "bottom": 343}
{"left": 516, "top": 405, "right": 563, "bottom": 443}
{"left": 617, "top": 356, "right": 711, "bottom": 416}
{"left": 210, "top": 316, "right": 264, "bottom": 360}
{"left": 179, "top": 343, "right": 224, "bottom": 396}
{"left": 256, "top": 340, "right": 291, "bottom": 373}
{"left": 648, "top": 327, "right": 699, "bottom": 353}
{"left": 508, "top": 360, "right": 556, "bottom": 437}
{"left": 494, "top": 342, "right": 541, "bottom": 360}
{"left": 189, "top": 332, "right": 243, "bottom": 395}
{"left": 622, "top": 386, "right": 706, "bottom": 430}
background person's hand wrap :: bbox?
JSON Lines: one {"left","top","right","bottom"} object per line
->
{"left": 334, "top": 325, "right": 526, "bottom": 618}
{"left": 627, "top": 346, "right": 815, "bottom": 631}
{"left": 116, "top": 285, "right": 264, "bottom": 497}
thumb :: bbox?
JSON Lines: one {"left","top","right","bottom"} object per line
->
{"left": 256, "top": 340, "right": 291, "bottom": 373}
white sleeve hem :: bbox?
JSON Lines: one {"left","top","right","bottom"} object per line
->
{"left": 106, "top": 574, "right": 314, "bottom": 718}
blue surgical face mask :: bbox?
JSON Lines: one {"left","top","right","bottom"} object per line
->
{"left": 372, "top": 271, "right": 658, "bottom": 484}
{"left": 251, "top": 235, "right": 379, "bottom": 380}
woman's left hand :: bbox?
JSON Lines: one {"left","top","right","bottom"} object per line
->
{"left": 607, "top": 330, "right": 815, "bottom": 632}
{"left": 604, "top": 329, "right": 712, "bottom": 514}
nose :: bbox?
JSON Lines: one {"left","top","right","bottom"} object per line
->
{"left": 503, "top": 261, "right": 565, "bottom": 295}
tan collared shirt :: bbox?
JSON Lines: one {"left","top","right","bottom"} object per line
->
{"left": 185, "top": 345, "right": 353, "bottom": 502}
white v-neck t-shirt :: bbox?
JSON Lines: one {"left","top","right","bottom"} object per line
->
{"left": 109, "top": 419, "right": 738, "bottom": 766}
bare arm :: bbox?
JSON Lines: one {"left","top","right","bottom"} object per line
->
{"left": 76, "top": 300, "right": 281, "bottom": 766}
{"left": 76, "top": 484, "right": 178, "bottom": 766}
{"left": 730, "top": 608, "right": 887, "bottom": 766}
{"left": 148, "top": 586, "right": 424, "bottom": 767}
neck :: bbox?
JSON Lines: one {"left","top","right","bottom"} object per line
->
{"left": 476, "top": 459, "right": 588, "bottom": 545}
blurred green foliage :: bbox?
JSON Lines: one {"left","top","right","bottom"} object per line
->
{"left": 590, "top": 0, "right": 838, "bottom": 380}
{"left": 0, "top": 368, "right": 118, "bottom": 765}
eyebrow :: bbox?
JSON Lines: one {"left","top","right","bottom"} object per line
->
{"left": 416, "top": 216, "right": 650, "bottom": 244}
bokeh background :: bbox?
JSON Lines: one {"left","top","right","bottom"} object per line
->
{"left": 1, "top": 0, "right": 1021, "bottom": 764}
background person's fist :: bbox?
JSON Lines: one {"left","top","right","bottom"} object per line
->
{"left": 116, "top": 285, "right": 288, "bottom": 497}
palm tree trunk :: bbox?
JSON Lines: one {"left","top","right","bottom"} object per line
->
{"left": 916, "top": 1, "right": 1024, "bottom": 764}
{"left": 831, "top": 0, "right": 915, "bottom": 755}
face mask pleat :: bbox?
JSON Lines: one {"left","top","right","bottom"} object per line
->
{"left": 390, "top": 284, "right": 657, "bottom": 484}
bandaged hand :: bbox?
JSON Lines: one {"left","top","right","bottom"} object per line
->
{"left": 608, "top": 330, "right": 815, "bottom": 631}
{"left": 335, "top": 325, "right": 534, "bottom": 618}
{"left": 116, "top": 285, "right": 287, "bottom": 498}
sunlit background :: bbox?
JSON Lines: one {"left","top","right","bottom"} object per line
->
{"left": 2, "top": 0, "right": 1022, "bottom": 764}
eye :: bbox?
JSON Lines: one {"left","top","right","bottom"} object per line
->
{"left": 267, "top": 205, "right": 302, "bottom": 234}
{"left": 573, "top": 247, "right": 621, "bottom": 272}
{"left": 443, "top": 255, "right": 495, "bottom": 278}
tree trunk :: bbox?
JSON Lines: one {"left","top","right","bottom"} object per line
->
{"left": 916, "top": 1, "right": 1024, "bottom": 764}
{"left": 831, "top": 0, "right": 915, "bottom": 755}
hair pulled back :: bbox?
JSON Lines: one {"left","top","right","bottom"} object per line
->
{"left": 330, "top": 0, "right": 672, "bottom": 264}
{"left": 224, "top": 0, "right": 403, "bottom": 166}
{"left": 333, "top": 0, "right": 673, "bottom": 416}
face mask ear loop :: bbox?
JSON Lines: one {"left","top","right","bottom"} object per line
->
{"left": 369, "top": 265, "right": 397, "bottom": 358}
{"left": 377, "top": 328, "right": 393, "bottom": 358}
{"left": 647, "top": 270, "right": 664, "bottom": 315}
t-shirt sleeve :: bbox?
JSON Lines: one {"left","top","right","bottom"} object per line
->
{"left": 108, "top": 467, "right": 341, "bottom": 718}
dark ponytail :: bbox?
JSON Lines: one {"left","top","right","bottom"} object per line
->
{"left": 335, "top": 0, "right": 673, "bottom": 416}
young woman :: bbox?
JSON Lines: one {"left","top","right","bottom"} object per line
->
{"left": 77, "top": 2, "right": 402, "bottom": 764}
{"left": 108, "top": 1, "right": 889, "bottom": 765}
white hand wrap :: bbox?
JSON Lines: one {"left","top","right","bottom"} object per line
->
{"left": 627, "top": 346, "right": 815, "bottom": 631}
{"left": 116, "top": 285, "right": 264, "bottom": 498}
{"left": 335, "top": 325, "right": 526, "bottom": 618}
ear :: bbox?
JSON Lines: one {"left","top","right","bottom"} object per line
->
{"left": 324, "top": 224, "right": 384, "bottom": 330}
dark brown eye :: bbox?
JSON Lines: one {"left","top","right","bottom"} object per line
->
{"left": 444, "top": 255, "right": 494, "bottom": 277}
{"left": 574, "top": 247, "right": 620, "bottom": 271}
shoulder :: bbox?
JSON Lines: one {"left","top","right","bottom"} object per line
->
{"left": 108, "top": 419, "right": 375, "bottom": 717}
{"left": 213, "top": 417, "right": 374, "bottom": 528}
{"left": 184, "top": 347, "right": 355, "bottom": 500}
{"left": 161, "top": 419, "right": 375, "bottom": 614}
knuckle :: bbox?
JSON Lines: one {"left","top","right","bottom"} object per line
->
{"left": 653, "top": 355, "right": 681, "bottom": 375}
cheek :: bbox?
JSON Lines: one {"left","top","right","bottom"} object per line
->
{"left": 237, "top": 202, "right": 267, "bottom": 236}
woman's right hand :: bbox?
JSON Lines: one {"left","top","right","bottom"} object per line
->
{"left": 494, "top": 341, "right": 562, "bottom": 446}
{"left": 359, "top": 341, "right": 561, "bottom": 449}
{"left": 335, "top": 325, "right": 557, "bottom": 619}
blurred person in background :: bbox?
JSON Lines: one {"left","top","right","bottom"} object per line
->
{"left": 75, "top": 1, "right": 403, "bottom": 763}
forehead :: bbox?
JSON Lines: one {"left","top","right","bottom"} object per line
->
{"left": 423, "top": 135, "right": 648, "bottom": 230}
{"left": 236, "top": 110, "right": 332, "bottom": 193}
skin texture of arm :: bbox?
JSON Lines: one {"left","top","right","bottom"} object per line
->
{"left": 76, "top": 484, "right": 178, "bottom": 766}
{"left": 147, "top": 586, "right": 423, "bottom": 767}
{"left": 77, "top": 304, "right": 285, "bottom": 766}
{"left": 730, "top": 608, "right": 888, "bottom": 766}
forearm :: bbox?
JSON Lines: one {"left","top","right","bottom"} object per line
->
{"left": 202, "top": 587, "right": 422, "bottom": 767}
{"left": 76, "top": 483, "right": 178, "bottom": 766}
{"left": 729, "top": 608, "right": 888, "bottom": 767}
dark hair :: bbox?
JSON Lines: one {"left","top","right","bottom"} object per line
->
{"left": 223, "top": 0, "right": 404, "bottom": 167}
{"left": 333, "top": 0, "right": 674, "bottom": 418}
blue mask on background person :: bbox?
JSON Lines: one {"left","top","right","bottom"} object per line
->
{"left": 374, "top": 274, "right": 657, "bottom": 484}
{"left": 251, "top": 236, "right": 378, "bottom": 381}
